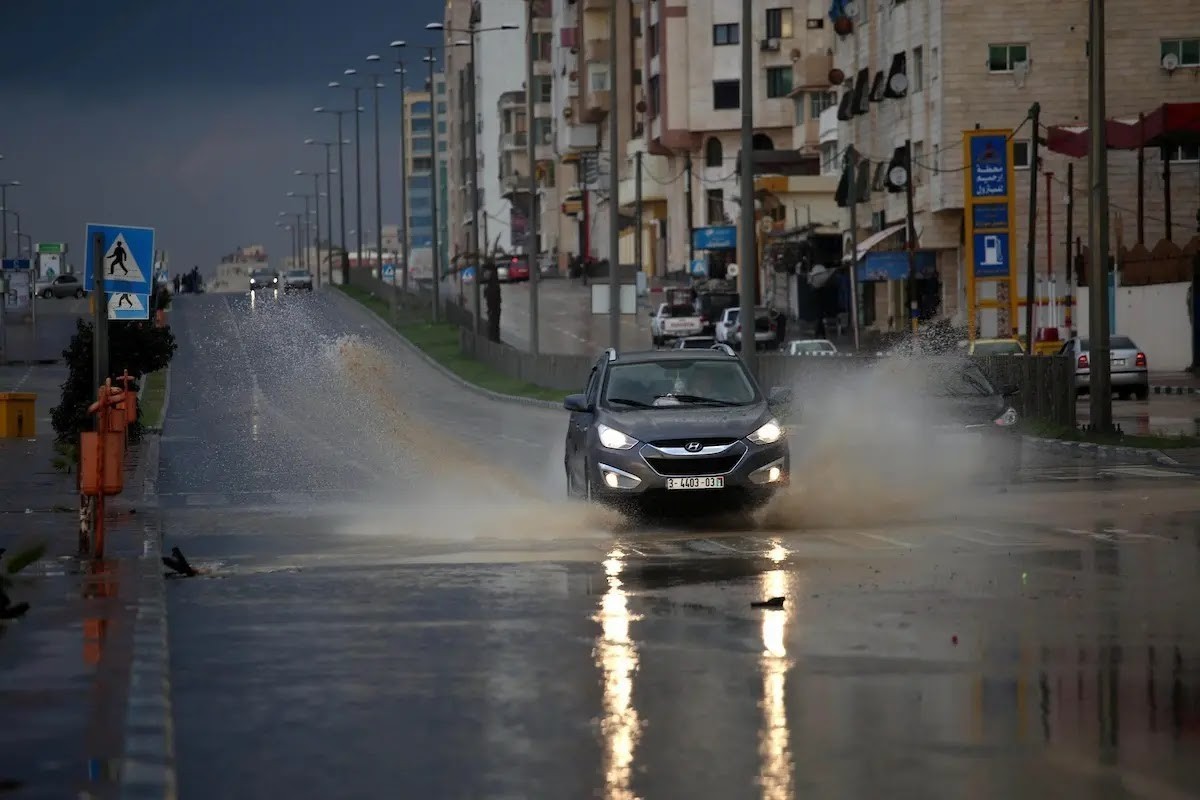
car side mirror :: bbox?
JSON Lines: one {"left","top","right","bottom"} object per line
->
{"left": 563, "top": 393, "right": 590, "bottom": 413}
{"left": 1000, "top": 383, "right": 1020, "bottom": 398}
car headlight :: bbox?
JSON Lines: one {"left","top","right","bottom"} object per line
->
{"left": 272, "top": 277, "right": 279, "bottom": 283}
{"left": 597, "top": 423, "right": 637, "bottom": 450}
{"left": 250, "top": 278, "right": 256, "bottom": 284}
{"left": 748, "top": 419, "right": 784, "bottom": 445}
{"left": 994, "top": 407, "right": 1018, "bottom": 427}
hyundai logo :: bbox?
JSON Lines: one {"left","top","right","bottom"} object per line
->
{"left": 684, "top": 441, "right": 703, "bottom": 453}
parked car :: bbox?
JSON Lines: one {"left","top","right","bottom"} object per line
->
{"left": 1058, "top": 335, "right": 1149, "bottom": 399}
{"left": 714, "top": 308, "right": 740, "bottom": 345}
{"left": 786, "top": 339, "right": 838, "bottom": 356}
{"left": 36, "top": 274, "right": 85, "bottom": 299}
{"left": 650, "top": 293, "right": 703, "bottom": 346}
{"left": 730, "top": 307, "right": 780, "bottom": 351}
{"left": 504, "top": 256, "right": 530, "bottom": 282}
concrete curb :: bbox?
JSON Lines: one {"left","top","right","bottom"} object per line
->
{"left": 118, "top": 518, "right": 177, "bottom": 800}
{"left": 332, "top": 289, "right": 562, "bottom": 411}
{"left": 1151, "top": 385, "right": 1198, "bottom": 395}
{"left": 1022, "top": 434, "right": 1182, "bottom": 467}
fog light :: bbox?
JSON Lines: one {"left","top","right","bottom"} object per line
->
{"left": 750, "top": 459, "right": 786, "bottom": 485}
{"left": 598, "top": 463, "right": 641, "bottom": 490}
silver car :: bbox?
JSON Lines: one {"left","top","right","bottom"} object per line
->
{"left": 1059, "top": 335, "right": 1149, "bottom": 399}
{"left": 36, "top": 273, "right": 85, "bottom": 299}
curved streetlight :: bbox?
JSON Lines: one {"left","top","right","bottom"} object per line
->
{"left": 425, "top": 20, "right": 518, "bottom": 336}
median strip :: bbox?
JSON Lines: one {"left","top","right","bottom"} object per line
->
{"left": 335, "top": 285, "right": 563, "bottom": 403}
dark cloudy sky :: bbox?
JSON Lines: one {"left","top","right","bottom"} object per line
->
{"left": 0, "top": 0, "right": 444, "bottom": 273}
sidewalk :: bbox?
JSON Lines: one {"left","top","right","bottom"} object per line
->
{"left": 0, "top": 364, "right": 172, "bottom": 799}
{"left": 1150, "top": 371, "right": 1200, "bottom": 394}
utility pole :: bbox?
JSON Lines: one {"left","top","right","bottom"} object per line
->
{"left": 526, "top": 0, "right": 540, "bottom": 356}
{"left": 1024, "top": 102, "right": 1041, "bottom": 354}
{"left": 398, "top": 72, "right": 410, "bottom": 295}
{"left": 1087, "top": 0, "right": 1113, "bottom": 431}
{"left": 311, "top": 173, "right": 322, "bottom": 286}
{"left": 843, "top": 145, "right": 861, "bottom": 351}
{"left": 337, "top": 113, "right": 349, "bottom": 285}
{"left": 1065, "top": 161, "right": 1074, "bottom": 332}
{"left": 353, "top": 85, "right": 364, "bottom": 286}
{"left": 685, "top": 153, "right": 695, "bottom": 266}
{"left": 427, "top": 53, "right": 442, "bottom": 323}
{"left": 606, "top": 0, "right": 620, "bottom": 350}
{"left": 737, "top": 0, "right": 756, "bottom": 373}
{"left": 634, "top": 151, "right": 643, "bottom": 274}
{"left": 92, "top": 232, "right": 107, "bottom": 386}
{"left": 469, "top": 32, "right": 483, "bottom": 334}
{"left": 903, "top": 138, "right": 918, "bottom": 337}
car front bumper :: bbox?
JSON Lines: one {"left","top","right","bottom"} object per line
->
{"left": 283, "top": 282, "right": 313, "bottom": 291}
{"left": 1074, "top": 368, "right": 1148, "bottom": 389}
{"left": 589, "top": 439, "right": 790, "bottom": 510}
{"left": 249, "top": 282, "right": 278, "bottom": 291}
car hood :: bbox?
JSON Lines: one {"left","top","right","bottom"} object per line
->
{"left": 928, "top": 393, "right": 1008, "bottom": 427}
{"left": 601, "top": 403, "right": 773, "bottom": 441}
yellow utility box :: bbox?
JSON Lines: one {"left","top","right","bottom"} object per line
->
{"left": 0, "top": 392, "right": 37, "bottom": 438}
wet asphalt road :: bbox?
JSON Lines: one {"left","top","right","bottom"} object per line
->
{"left": 159, "top": 291, "right": 1200, "bottom": 800}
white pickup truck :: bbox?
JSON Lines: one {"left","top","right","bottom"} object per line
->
{"left": 650, "top": 290, "right": 703, "bottom": 346}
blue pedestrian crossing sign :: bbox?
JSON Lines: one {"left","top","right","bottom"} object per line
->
{"left": 382, "top": 263, "right": 396, "bottom": 281}
{"left": 107, "top": 291, "right": 150, "bottom": 320}
{"left": 84, "top": 223, "right": 155, "bottom": 294}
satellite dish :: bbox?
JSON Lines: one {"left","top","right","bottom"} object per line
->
{"left": 888, "top": 165, "right": 909, "bottom": 187}
{"left": 726, "top": 263, "right": 740, "bottom": 278}
{"left": 888, "top": 72, "right": 909, "bottom": 95}
{"left": 829, "top": 68, "right": 845, "bottom": 85}
{"left": 844, "top": 1, "right": 858, "bottom": 17}
{"left": 1162, "top": 53, "right": 1180, "bottom": 72}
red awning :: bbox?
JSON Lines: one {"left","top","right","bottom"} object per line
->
{"left": 1045, "top": 102, "right": 1200, "bottom": 157}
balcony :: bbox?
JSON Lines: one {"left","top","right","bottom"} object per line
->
{"left": 501, "top": 174, "right": 535, "bottom": 198}
{"left": 792, "top": 51, "right": 834, "bottom": 91}
{"left": 501, "top": 132, "right": 528, "bottom": 150}
{"left": 818, "top": 105, "right": 838, "bottom": 144}
{"left": 562, "top": 122, "right": 599, "bottom": 151}
{"left": 583, "top": 37, "right": 609, "bottom": 66}
{"left": 617, "top": 150, "right": 669, "bottom": 208}
{"left": 499, "top": 91, "right": 525, "bottom": 111}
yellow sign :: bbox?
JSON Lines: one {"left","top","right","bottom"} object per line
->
{"left": 962, "top": 130, "right": 1019, "bottom": 340}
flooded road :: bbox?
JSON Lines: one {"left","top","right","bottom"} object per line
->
{"left": 159, "top": 293, "right": 1200, "bottom": 800}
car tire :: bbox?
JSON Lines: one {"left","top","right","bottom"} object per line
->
{"left": 74, "top": 289, "right": 85, "bottom": 298}
{"left": 584, "top": 460, "right": 595, "bottom": 503}
{"left": 41, "top": 289, "right": 53, "bottom": 299}
{"left": 1134, "top": 384, "right": 1149, "bottom": 401}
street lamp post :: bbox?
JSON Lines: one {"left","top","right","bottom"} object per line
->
{"left": 523, "top": 0, "right": 540, "bottom": 356}
{"left": 315, "top": 106, "right": 353, "bottom": 285}
{"left": 389, "top": 43, "right": 412, "bottom": 295}
{"left": 305, "top": 138, "right": 340, "bottom": 287}
{"left": 276, "top": 219, "right": 296, "bottom": 269}
{"left": 339, "top": 70, "right": 366, "bottom": 283}
{"left": 366, "top": 55, "right": 386, "bottom": 289}
{"left": 0, "top": 180, "right": 21, "bottom": 259}
{"left": 295, "top": 171, "right": 323, "bottom": 281}
{"left": 424, "top": 51, "right": 442, "bottom": 323}
{"left": 286, "top": 191, "right": 311, "bottom": 271}
{"left": 427, "top": 21, "right": 519, "bottom": 335}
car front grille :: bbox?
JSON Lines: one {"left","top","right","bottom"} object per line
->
{"left": 644, "top": 454, "right": 743, "bottom": 477}
{"left": 647, "top": 437, "right": 738, "bottom": 448}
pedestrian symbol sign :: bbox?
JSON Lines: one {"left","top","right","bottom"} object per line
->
{"left": 84, "top": 223, "right": 155, "bottom": 295}
{"left": 107, "top": 291, "right": 149, "bottom": 320}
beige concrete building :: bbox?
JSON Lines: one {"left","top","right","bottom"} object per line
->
{"left": 835, "top": 0, "right": 1200, "bottom": 336}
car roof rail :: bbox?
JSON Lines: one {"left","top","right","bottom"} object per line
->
{"left": 605, "top": 347, "right": 618, "bottom": 362}
{"left": 711, "top": 343, "right": 736, "bottom": 356}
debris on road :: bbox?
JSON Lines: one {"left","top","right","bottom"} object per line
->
{"left": 162, "top": 545, "right": 199, "bottom": 578}
{"left": 751, "top": 596, "right": 786, "bottom": 609}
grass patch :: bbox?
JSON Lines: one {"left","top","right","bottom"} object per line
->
{"left": 140, "top": 369, "right": 168, "bottom": 430}
{"left": 1024, "top": 420, "right": 1200, "bottom": 450}
{"left": 336, "top": 285, "right": 564, "bottom": 402}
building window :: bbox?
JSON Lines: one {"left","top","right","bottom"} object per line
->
{"left": 633, "top": 68, "right": 642, "bottom": 86}
{"left": 413, "top": 157, "right": 433, "bottom": 172}
{"left": 409, "top": 175, "right": 432, "bottom": 190}
{"left": 810, "top": 90, "right": 836, "bottom": 116}
{"left": 765, "top": 8, "right": 793, "bottom": 39}
{"left": 436, "top": 101, "right": 447, "bottom": 114}
{"left": 988, "top": 43, "right": 1029, "bottom": 73}
{"left": 411, "top": 101, "right": 431, "bottom": 115}
{"left": 713, "top": 23, "right": 739, "bottom": 46}
{"left": 534, "top": 32, "right": 552, "bottom": 61}
{"left": 912, "top": 46, "right": 924, "bottom": 92}
{"left": 409, "top": 215, "right": 433, "bottom": 229}
{"left": 439, "top": 141, "right": 448, "bottom": 153}
{"left": 647, "top": 74, "right": 661, "bottom": 116}
{"left": 765, "top": 67, "right": 792, "bottom": 98}
{"left": 632, "top": 17, "right": 641, "bottom": 38}
{"left": 793, "top": 96, "right": 804, "bottom": 125}
{"left": 1161, "top": 38, "right": 1200, "bottom": 67}
{"left": 411, "top": 118, "right": 432, "bottom": 134}
{"left": 1013, "top": 140, "right": 1031, "bottom": 169}
{"left": 712, "top": 79, "right": 739, "bottom": 110}
{"left": 533, "top": 117, "right": 553, "bottom": 144}
{"left": 437, "top": 121, "right": 447, "bottom": 134}
{"left": 704, "top": 137, "right": 723, "bottom": 167}
{"left": 705, "top": 189, "right": 725, "bottom": 225}
{"left": 1167, "top": 143, "right": 1200, "bottom": 162}
{"left": 588, "top": 63, "right": 610, "bottom": 92}
{"left": 648, "top": 23, "right": 659, "bottom": 58}
{"left": 534, "top": 75, "right": 553, "bottom": 103}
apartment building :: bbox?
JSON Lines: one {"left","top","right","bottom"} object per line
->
{"left": 400, "top": 75, "right": 451, "bottom": 275}
{"left": 834, "top": 0, "right": 1200, "bottom": 336}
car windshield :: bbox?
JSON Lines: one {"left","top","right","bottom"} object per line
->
{"left": 678, "top": 338, "right": 711, "bottom": 349}
{"left": 1080, "top": 336, "right": 1135, "bottom": 351}
{"left": 286, "top": 270, "right": 308, "bottom": 278}
{"left": 251, "top": 271, "right": 274, "bottom": 279}
{"left": 789, "top": 340, "right": 834, "bottom": 354}
{"left": 603, "top": 359, "right": 757, "bottom": 408}
{"left": 973, "top": 340, "right": 1022, "bottom": 355}
{"left": 926, "top": 363, "right": 997, "bottom": 397}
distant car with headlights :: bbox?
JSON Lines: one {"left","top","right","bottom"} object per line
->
{"left": 562, "top": 346, "right": 792, "bottom": 516}
{"left": 249, "top": 269, "right": 279, "bottom": 292}
{"left": 281, "top": 269, "right": 313, "bottom": 293}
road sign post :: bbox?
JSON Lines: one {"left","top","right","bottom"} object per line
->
{"left": 92, "top": 232, "right": 108, "bottom": 391}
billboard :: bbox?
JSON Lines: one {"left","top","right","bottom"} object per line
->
{"left": 963, "top": 130, "right": 1019, "bottom": 339}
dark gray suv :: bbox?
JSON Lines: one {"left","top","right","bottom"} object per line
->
{"left": 563, "top": 346, "right": 791, "bottom": 516}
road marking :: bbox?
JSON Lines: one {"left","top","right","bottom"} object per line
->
{"left": 856, "top": 531, "right": 917, "bottom": 548}
{"left": 1104, "top": 466, "right": 1195, "bottom": 479}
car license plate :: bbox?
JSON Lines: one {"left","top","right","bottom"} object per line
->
{"left": 666, "top": 476, "right": 725, "bottom": 490}
{"left": 1111, "top": 358, "right": 1125, "bottom": 366}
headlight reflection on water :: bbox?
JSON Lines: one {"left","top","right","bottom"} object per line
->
{"left": 595, "top": 549, "right": 642, "bottom": 800}
{"left": 758, "top": 541, "right": 794, "bottom": 800}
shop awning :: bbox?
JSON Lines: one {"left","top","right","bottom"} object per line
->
{"left": 852, "top": 222, "right": 905, "bottom": 261}
{"left": 1046, "top": 102, "right": 1200, "bottom": 157}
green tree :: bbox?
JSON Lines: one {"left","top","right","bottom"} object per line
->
{"left": 51, "top": 319, "right": 177, "bottom": 449}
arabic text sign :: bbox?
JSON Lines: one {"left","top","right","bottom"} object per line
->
{"left": 969, "top": 134, "right": 1009, "bottom": 198}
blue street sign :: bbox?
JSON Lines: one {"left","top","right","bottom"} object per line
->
{"left": 969, "top": 134, "right": 1009, "bottom": 199}
{"left": 692, "top": 225, "right": 737, "bottom": 250}
{"left": 973, "top": 231, "right": 1010, "bottom": 278}
{"left": 83, "top": 223, "right": 155, "bottom": 294}
{"left": 689, "top": 258, "right": 708, "bottom": 277}
{"left": 382, "top": 263, "right": 396, "bottom": 280}
{"left": 1, "top": 258, "right": 31, "bottom": 270}
{"left": 107, "top": 292, "right": 150, "bottom": 320}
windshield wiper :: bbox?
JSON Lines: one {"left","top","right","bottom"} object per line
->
{"left": 658, "top": 393, "right": 743, "bottom": 406}
{"left": 608, "top": 397, "right": 653, "bottom": 408}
